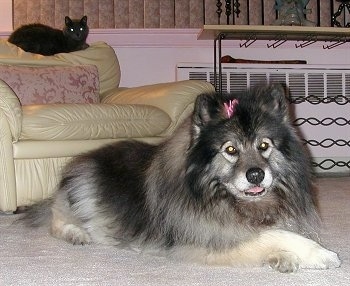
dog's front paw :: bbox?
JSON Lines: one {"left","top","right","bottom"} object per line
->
{"left": 258, "top": 230, "right": 341, "bottom": 272}
{"left": 60, "top": 224, "right": 92, "bottom": 245}
{"left": 267, "top": 251, "right": 300, "bottom": 273}
{"left": 299, "top": 246, "right": 341, "bottom": 270}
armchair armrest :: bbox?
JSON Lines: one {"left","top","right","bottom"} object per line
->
{"left": 101, "top": 80, "right": 215, "bottom": 135}
{"left": 0, "top": 79, "right": 22, "bottom": 142}
{"left": 0, "top": 80, "right": 20, "bottom": 212}
{"left": 20, "top": 103, "right": 171, "bottom": 141}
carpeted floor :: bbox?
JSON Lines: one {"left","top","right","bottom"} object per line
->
{"left": 0, "top": 177, "right": 349, "bottom": 286}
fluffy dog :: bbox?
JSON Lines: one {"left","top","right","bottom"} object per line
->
{"left": 23, "top": 84, "right": 341, "bottom": 273}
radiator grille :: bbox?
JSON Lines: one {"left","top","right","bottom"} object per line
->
{"left": 345, "top": 74, "right": 350, "bottom": 98}
{"left": 288, "top": 73, "right": 306, "bottom": 99}
{"left": 178, "top": 63, "right": 350, "bottom": 104}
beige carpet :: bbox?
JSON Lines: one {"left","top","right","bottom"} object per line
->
{"left": 1, "top": 177, "right": 349, "bottom": 286}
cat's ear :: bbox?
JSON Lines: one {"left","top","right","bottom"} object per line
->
{"left": 81, "top": 16, "right": 88, "bottom": 25}
{"left": 65, "top": 16, "right": 72, "bottom": 26}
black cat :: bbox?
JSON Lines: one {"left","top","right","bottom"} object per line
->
{"left": 8, "top": 16, "right": 89, "bottom": 56}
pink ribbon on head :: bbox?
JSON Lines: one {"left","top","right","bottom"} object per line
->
{"left": 224, "top": 99, "right": 239, "bottom": 118}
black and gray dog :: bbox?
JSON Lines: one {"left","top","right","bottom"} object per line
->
{"left": 23, "top": 84, "right": 340, "bottom": 273}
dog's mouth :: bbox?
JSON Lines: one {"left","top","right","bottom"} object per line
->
{"left": 244, "top": 186, "right": 266, "bottom": 197}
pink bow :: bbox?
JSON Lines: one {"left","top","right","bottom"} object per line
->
{"left": 224, "top": 99, "right": 239, "bottom": 118}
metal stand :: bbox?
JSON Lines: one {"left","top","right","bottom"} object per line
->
{"left": 214, "top": 33, "right": 225, "bottom": 93}
{"left": 210, "top": 26, "right": 349, "bottom": 92}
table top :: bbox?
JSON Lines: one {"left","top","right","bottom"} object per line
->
{"left": 197, "top": 25, "right": 350, "bottom": 42}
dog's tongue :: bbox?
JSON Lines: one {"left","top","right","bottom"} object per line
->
{"left": 246, "top": 187, "right": 264, "bottom": 194}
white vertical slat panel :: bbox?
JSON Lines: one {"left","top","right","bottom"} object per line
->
{"left": 204, "top": 0, "right": 218, "bottom": 25}
{"left": 160, "top": 0, "right": 175, "bottom": 28}
{"left": 55, "top": 0, "right": 69, "bottom": 28}
{"left": 263, "top": 0, "right": 276, "bottom": 25}
{"left": 13, "top": 0, "right": 25, "bottom": 28}
{"left": 144, "top": 0, "right": 160, "bottom": 28}
{"left": 84, "top": 0, "right": 99, "bottom": 28}
{"left": 68, "top": 0, "right": 85, "bottom": 19}
{"left": 41, "top": 0, "right": 56, "bottom": 26}
{"left": 235, "top": 0, "right": 248, "bottom": 25}
{"left": 307, "top": 0, "right": 318, "bottom": 26}
{"left": 26, "top": 0, "right": 41, "bottom": 24}
{"left": 249, "top": 0, "right": 262, "bottom": 25}
{"left": 114, "top": 0, "right": 129, "bottom": 28}
{"left": 189, "top": 0, "right": 203, "bottom": 28}
{"left": 320, "top": 0, "right": 332, "bottom": 27}
{"left": 129, "top": 0, "right": 144, "bottom": 28}
{"left": 98, "top": 0, "right": 115, "bottom": 28}
{"left": 175, "top": 0, "right": 189, "bottom": 28}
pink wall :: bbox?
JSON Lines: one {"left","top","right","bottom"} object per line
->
{"left": 1, "top": 28, "right": 350, "bottom": 87}
{"left": 0, "top": 0, "right": 12, "bottom": 30}
{"left": 87, "top": 29, "right": 350, "bottom": 87}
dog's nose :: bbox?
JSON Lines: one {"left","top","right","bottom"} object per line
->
{"left": 246, "top": 167, "right": 265, "bottom": 185}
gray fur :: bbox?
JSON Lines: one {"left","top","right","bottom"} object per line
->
{"left": 20, "top": 84, "right": 340, "bottom": 272}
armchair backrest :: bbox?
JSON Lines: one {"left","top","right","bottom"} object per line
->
{"left": 0, "top": 40, "right": 121, "bottom": 97}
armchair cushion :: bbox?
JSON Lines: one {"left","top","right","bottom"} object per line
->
{"left": 0, "top": 64, "right": 99, "bottom": 105}
{"left": 20, "top": 103, "right": 171, "bottom": 141}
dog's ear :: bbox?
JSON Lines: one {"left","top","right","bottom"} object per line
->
{"left": 192, "top": 92, "right": 223, "bottom": 128}
{"left": 191, "top": 93, "right": 220, "bottom": 140}
{"left": 257, "top": 84, "right": 290, "bottom": 122}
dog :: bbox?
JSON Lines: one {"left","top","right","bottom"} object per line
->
{"left": 22, "top": 84, "right": 341, "bottom": 273}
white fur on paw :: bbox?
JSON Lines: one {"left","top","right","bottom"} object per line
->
{"left": 258, "top": 230, "right": 341, "bottom": 272}
{"left": 61, "top": 224, "right": 91, "bottom": 245}
{"left": 267, "top": 251, "right": 300, "bottom": 273}
{"left": 299, "top": 245, "right": 341, "bottom": 270}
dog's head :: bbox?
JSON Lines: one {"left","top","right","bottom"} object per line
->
{"left": 186, "top": 84, "right": 310, "bottom": 204}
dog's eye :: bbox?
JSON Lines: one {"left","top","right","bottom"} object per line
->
{"left": 258, "top": 142, "right": 269, "bottom": 151}
{"left": 225, "top": 145, "right": 237, "bottom": 155}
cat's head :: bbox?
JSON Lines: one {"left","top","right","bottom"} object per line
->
{"left": 63, "top": 16, "right": 89, "bottom": 41}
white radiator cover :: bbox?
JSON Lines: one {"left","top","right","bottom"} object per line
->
{"left": 177, "top": 63, "right": 350, "bottom": 97}
{"left": 177, "top": 63, "right": 350, "bottom": 174}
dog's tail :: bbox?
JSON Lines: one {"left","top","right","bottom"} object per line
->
{"left": 16, "top": 198, "right": 53, "bottom": 227}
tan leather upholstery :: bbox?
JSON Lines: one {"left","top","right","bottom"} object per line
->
{"left": 0, "top": 40, "right": 215, "bottom": 212}
{"left": 20, "top": 104, "right": 171, "bottom": 140}
{"left": 0, "top": 40, "right": 120, "bottom": 96}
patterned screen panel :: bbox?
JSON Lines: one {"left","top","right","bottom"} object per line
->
{"left": 12, "top": 0, "right": 338, "bottom": 29}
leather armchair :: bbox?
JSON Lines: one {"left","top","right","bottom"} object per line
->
{"left": 0, "top": 40, "right": 214, "bottom": 212}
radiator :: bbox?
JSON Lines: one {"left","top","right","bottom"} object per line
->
{"left": 176, "top": 63, "right": 350, "bottom": 174}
